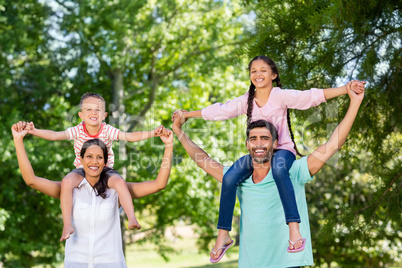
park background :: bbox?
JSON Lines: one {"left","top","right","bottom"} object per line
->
{"left": 0, "top": 0, "right": 400, "bottom": 267}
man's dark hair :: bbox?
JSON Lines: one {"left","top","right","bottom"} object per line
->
{"left": 246, "top": 120, "right": 278, "bottom": 142}
{"left": 79, "top": 92, "right": 105, "bottom": 108}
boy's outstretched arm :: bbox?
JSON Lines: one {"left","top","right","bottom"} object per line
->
{"left": 26, "top": 122, "right": 68, "bottom": 141}
{"left": 307, "top": 86, "right": 364, "bottom": 176}
{"left": 126, "top": 128, "right": 174, "bottom": 198}
{"left": 119, "top": 125, "right": 165, "bottom": 142}
{"left": 12, "top": 122, "right": 62, "bottom": 199}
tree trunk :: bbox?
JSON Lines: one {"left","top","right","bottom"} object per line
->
{"left": 110, "top": 69, "right": 127, "bottom": 255}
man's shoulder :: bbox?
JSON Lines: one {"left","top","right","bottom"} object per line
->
{"left": 290, "top": 156, "right": 313, "bottom": 184}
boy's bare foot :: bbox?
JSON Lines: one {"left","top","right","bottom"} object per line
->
{"left": 210, "top": 229, "right": 233, "bottom": 261}
{"left": 60, "top": 225, "right": 74, "bottom": 242}
{"left": 288, "top": 222, "right": 303, "bottom": 250}
{"left": 128, "top": 218, "right": 141, "bottom": 230}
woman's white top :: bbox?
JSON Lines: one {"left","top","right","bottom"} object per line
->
{"left": 64, "top": 178, "right": 126, "bottom": 268}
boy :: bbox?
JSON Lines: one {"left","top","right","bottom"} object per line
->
{"left": 26, "top": 93, "right": 163, "bottom": 241}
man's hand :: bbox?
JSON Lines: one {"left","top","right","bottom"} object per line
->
{"left": 347, "top": 81, "right": 365, "bottom": 104}
{"left": 348, "top": 80, "right": 366, "bottom": 94}
{"left": 172, "top": 110, "right": 188, "bottom": 130}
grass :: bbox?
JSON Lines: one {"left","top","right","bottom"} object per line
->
{"left": 32, "top": 228, "right": 239, "bottom": 268}
{"left": 125, "top": 237, "right": 239, "bottom": 268}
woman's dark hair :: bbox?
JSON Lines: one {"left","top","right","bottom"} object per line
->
{"left": 246, "top": 55, "right": 303, "bottom": 156}
{"left": 80, "top": 139, "right": 110, "bottom": 198}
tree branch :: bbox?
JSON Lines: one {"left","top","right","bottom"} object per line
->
{"left": 355, "top": 173, "right": 401, "bottom": 216}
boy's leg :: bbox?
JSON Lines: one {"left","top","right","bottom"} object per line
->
{"left": 271, "top": 150, "right": 303, "bottom": 250}
{"left": 108, "top": 174, "right": 141, "bottom": 230}
{"left": 60, "top": 170, "right": 84, "bottom": 242}
{"left": 211, "top": 154, "right": 253, "bottom": 261}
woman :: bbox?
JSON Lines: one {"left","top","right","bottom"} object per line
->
{"left": 12, "top": 122, "right": 173, "bottom": 268}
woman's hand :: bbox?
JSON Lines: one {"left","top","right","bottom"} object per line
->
{"left": 160, "top": 127, "right": 173, "bottom": 147}
{"left": 11, "top": 121, "right": 29, "bottom": 140}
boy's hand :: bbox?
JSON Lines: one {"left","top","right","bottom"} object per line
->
{"left": 11, "top": 122, "right": 28, "bottom": 139}
{"left": 348, "top": 80, "right": 366, "bottom": 94}
{"left": 172, "top": 110, "right": 188, "bottom": 129}
{"left": 153, "top": 125, "right": 164, "bottom": 137}
{"left": 160, "top": 128, "right": 173, "bottom": 146}
{"left": 25, "top": 121, "right": 37, "bottom": 134}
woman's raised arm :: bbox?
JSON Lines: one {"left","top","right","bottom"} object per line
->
{"left": 12, "top": 122, "right": 62, "bottom": 199}
{"left": 126, "top": 128, "right": 173, "bottom": 199}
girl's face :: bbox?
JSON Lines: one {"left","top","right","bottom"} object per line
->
{"left": 249, "top": 59, "right": 278, "bottom": 89}
{"left": 81, "top": 145, "right": 105, "bottom": 179}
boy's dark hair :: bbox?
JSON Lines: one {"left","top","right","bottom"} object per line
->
{"left": 80, "top": 139, "right": 110, "bottom": 199}
{"left": 79, "top": 92, "right": 106, "bottom": 108}
{"left": 246, "top": 120, "right": 278, "bottom": 142}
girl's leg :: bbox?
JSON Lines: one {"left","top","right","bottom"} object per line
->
{"left": 108, "top": 174, "right": 141, "bottom": 230}
{"left": 211, "top": 154, "right": 253, "bottom": 261}
{"left": 60, "top": 170, "right": 84, "bottom": 241}
{"left": 217, "top": 154, "right": 254, "bottom": 230}
{"left": 271, "top": 149, "right": 303, "bottom": 250}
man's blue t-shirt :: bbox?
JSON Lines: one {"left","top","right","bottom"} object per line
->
{"left": 225, "top": 156, "right": 314, "bottom": 268}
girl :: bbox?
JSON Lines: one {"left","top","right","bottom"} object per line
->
{"left": 172, "top": 55, "right": 365, "bottom": 261}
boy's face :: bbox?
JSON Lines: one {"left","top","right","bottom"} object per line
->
{"left": 78, "top": 97, "right": 107, "bottom": 127}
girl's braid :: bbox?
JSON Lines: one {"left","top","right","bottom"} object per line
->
{"left": 246, "top": 83, "right": 256, "bottom": 127}
{"left": 276, "top": 75, "right": 303, "bottom": 156}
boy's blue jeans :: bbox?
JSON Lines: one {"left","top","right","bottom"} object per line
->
{"left": 217, "top": 149, "right": 300, "bottom": 231}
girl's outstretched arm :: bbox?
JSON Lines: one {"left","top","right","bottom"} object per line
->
{"left": 323, "top": 80, "right": 365, "bottom": 100}
{"left": 126, "top": 128, "right": 174, "bottom": 199}
{"left": 12, "top": 122, "right": 62, "bottom": 199}
{"left": 171, "top": 110, "right": 202, "bottom": 122}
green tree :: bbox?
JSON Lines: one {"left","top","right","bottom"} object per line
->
{"left": 0, "top": 0, "right": 72, "bottom": 266}
{"left": 243, "top": 0, "right": 401, "bottom": 266}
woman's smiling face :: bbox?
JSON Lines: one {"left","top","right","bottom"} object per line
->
{"left": 81, "top": 145, "right": 105, "bottom": 180}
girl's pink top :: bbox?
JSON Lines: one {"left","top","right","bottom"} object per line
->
{"left": 201, "top": 87, "right": 326, "bottom": 156}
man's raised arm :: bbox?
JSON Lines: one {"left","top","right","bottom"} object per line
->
{"left": 172, "top": 110, "right": 224, "bottom": 182}
{"left": 307, "top": 86, "right": 364, "bottom": 176}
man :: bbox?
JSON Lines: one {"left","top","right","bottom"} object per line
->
{"left": 172, "top": 88, "right": 363, "bottom": 267}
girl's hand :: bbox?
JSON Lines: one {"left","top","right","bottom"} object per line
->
{"left": 11, "top": 122, "right": 28, "bottom": 139}
{"left": 349, "top": 80, "right": 366, "bottom": 94}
